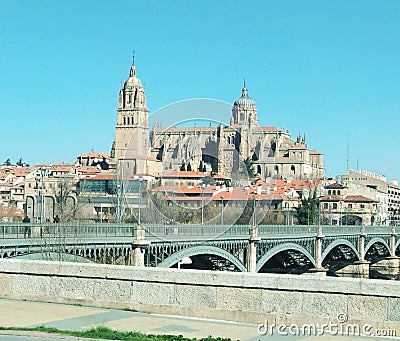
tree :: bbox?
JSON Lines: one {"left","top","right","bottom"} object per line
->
{"left": 235, "top": 200, "right": 255, "bottom": 225}
{"left": 180, "top": 161, "right": 186, "bottom": 171}
{"left": 187, "top": 162, "right": 192, "bottom": 171}
{"left": 243, "top": 157, "right": 256, "bottom": 178}
{"left": 210, "top": 156, "right": 218, "bottom": 174}
{"left": 53, "top": 177, "right": 79, "bottom": 222}
{"left": 295, "top": 188, "right": 318, "bottom": 225}
{"left": 3, "top": 158, "right": 11, "bottom": 166}
{"left": 16, "top": 158, "right": 23, "bottom": 166}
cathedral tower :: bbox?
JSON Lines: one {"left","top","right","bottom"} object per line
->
{"left": 230, "top": 82, "right": 258, "bottom": 127}
{"left": 230, "top": 83, "right": 258, "bottom": 160}
{"left": 112, "top": 55, "right": 149, "bottom": 161}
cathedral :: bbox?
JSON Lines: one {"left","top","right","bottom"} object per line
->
{"left": 110, "top": 57, "right": 324, "bottom": 180}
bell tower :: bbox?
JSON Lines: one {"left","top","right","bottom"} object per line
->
{"left": 112, "top": 54, "right": 149, "bottom": 161}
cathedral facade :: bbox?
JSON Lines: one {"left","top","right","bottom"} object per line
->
{"left": 111, "top": 57, "right": 324, "bottom": 180}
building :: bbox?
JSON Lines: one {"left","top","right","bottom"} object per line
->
{"left": 342, "top": 170, "right": 399, "bottom": 225}
{"left": 110, "top": 57, "right": 324, "bottom": 181}
{"left": 110, "top": 55, "right": 161, "bottom": 177}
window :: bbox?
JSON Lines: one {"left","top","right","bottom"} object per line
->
{"left": 348, "top": 204, "right": 352, "bottom": 208}
{"left": 324, "top": 203, "right": 328, "bottom": 209}
{"left": 360, "top": 204, "right": 365, "bottom": 209}
{"left": 333, "top": 203, "right": 338, "bottom": 209}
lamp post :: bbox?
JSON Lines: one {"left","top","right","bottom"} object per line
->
{"left": 318, "top": 201, "right": 321, "bottom": 226}
{"left": 318, "top": 188, "right": 321, "bottom": 226}
{"left": 116, "top": 183, "right": 122, "bottom": 223}
{"left": 170, "top": 190, "right": 175, "bottom": 224}
{"left": 220, "top": 195, "right": 224, "bottom": 225}
{"left": 200, "top": 184, "right": 205, "bottom": 225}
{"left": 252, "top": 192, "right": 257, "bottom": 226}
{"left": 339, "top": 201, "right": 343, "bottom": 226}
{"left": 138, "top": 181, "right": 142, "bottom": 225}
{"left": 35, "top": 166, "right": 47, "bottom": 224}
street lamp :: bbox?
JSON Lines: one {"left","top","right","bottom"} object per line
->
{"left": 220, "top": 195, "right": 224, "bottom": 225}
{"left": 200, "top": 184, "right": 205, "bottom": 225}
{"left": 138, "top": 181, "right": 142, "bottom": 225}
{"left": 318, "top": 201, "right": 321, "bottom": 226}
{"left": 170, "top": 190, "right": 176, "bottom": 224}
{"left": 252, "top": 192, "right": 257, "bottom": 226}
{"left": 35, "top": 166, "right": 47, "bottom": 224}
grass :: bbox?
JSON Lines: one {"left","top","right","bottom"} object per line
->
{"left": 0, "top": 325, "right": 232, "bottom": 341}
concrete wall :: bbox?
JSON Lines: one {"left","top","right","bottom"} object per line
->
{"left": 0, "top": 259, "right": 400, "bottom": 331}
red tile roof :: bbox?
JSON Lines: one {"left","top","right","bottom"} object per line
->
{"left": 159, "top": 171, "right": 208, "bottom": 179}
{"left": 344, "top": 195, "right": 376, "bottom": 203}
{"left": 325, "top": 183, "right": 347, "bottom": 189}
{"left": 78, "top": 151, "right": 110, "bottom": 159}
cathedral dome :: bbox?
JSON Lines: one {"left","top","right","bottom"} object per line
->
{"left": 124, "top": 75, "right": 142, "bottom": 89}
{"left": 234, "top": 85, "right": 256, "bottom": 108}
{"left": 123, "top": 55, "right": 143, "bottom": 89}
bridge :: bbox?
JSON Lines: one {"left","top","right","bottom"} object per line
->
{"left": 0, "top": 223, "right": 399, "bottom": 277}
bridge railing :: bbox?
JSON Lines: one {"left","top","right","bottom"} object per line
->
{"left": 0, "top": 222, "right": 395, "bottom": 240}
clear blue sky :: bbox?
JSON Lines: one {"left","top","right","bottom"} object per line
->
{"left": 1, "top": 0, "right": 399, "bottom": 180}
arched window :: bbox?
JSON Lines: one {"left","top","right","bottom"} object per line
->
{"left": 123, "top": 117, "right": 126, "bottom": 125}
{"left": 328, "top": 190, "right": 331, "bottom": 195}
{"left": 291, "top": 165, "right": 295, "bottom": 174}
{"left": 257, "top": 165, "right": 261, "bottom": 175}
{"left": 274, "top": 165, "right": 279, "bottom": 173}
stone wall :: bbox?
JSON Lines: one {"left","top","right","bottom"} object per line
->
{"left": 0, "top": 259, "right": 399, "bottom": 331}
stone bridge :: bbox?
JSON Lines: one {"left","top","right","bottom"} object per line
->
{"left": 0, "top": 223, "right": 399, "bottom": 277}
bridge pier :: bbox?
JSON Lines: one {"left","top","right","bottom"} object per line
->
{"left": 334, "top": 261, "right": 370, "bottom": 278}
{"left": 247, "top": 226, "right": 261, "bottom": 272}
{"left": 308, "top": 226, "right": 327, "bottom": 276}
{"left": 131, "top": 225, "right": 150, "bottom": 267}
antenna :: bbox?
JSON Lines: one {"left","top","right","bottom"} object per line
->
{"left": 346, "top": 132, "right": 349, "bottom": 171}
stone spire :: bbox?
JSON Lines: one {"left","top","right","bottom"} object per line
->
{"left": 129, "top": 52, "right": 136, "bottom": 77}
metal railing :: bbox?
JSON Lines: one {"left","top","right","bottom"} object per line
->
{"left": 0, "top": 222, "right": 394, "bottom": 240}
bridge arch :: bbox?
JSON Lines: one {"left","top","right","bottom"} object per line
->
{"left": 256, "top": 243, "right": 316, "bottom": 272}
{"left": 395, "top": 239, "right": 400, "bottom": 253}
{"left": 364, "top": 237, "right": 390, "bottom": 259}
{"left": 157, "top": 245, "right": 247, "bottom": 272}
{"left": 321, "top": 239, "right": 360, "bottom": 263}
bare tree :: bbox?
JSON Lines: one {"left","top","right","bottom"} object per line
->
{"left": 53, "top": 177, "right": 80, "bottom": 222}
